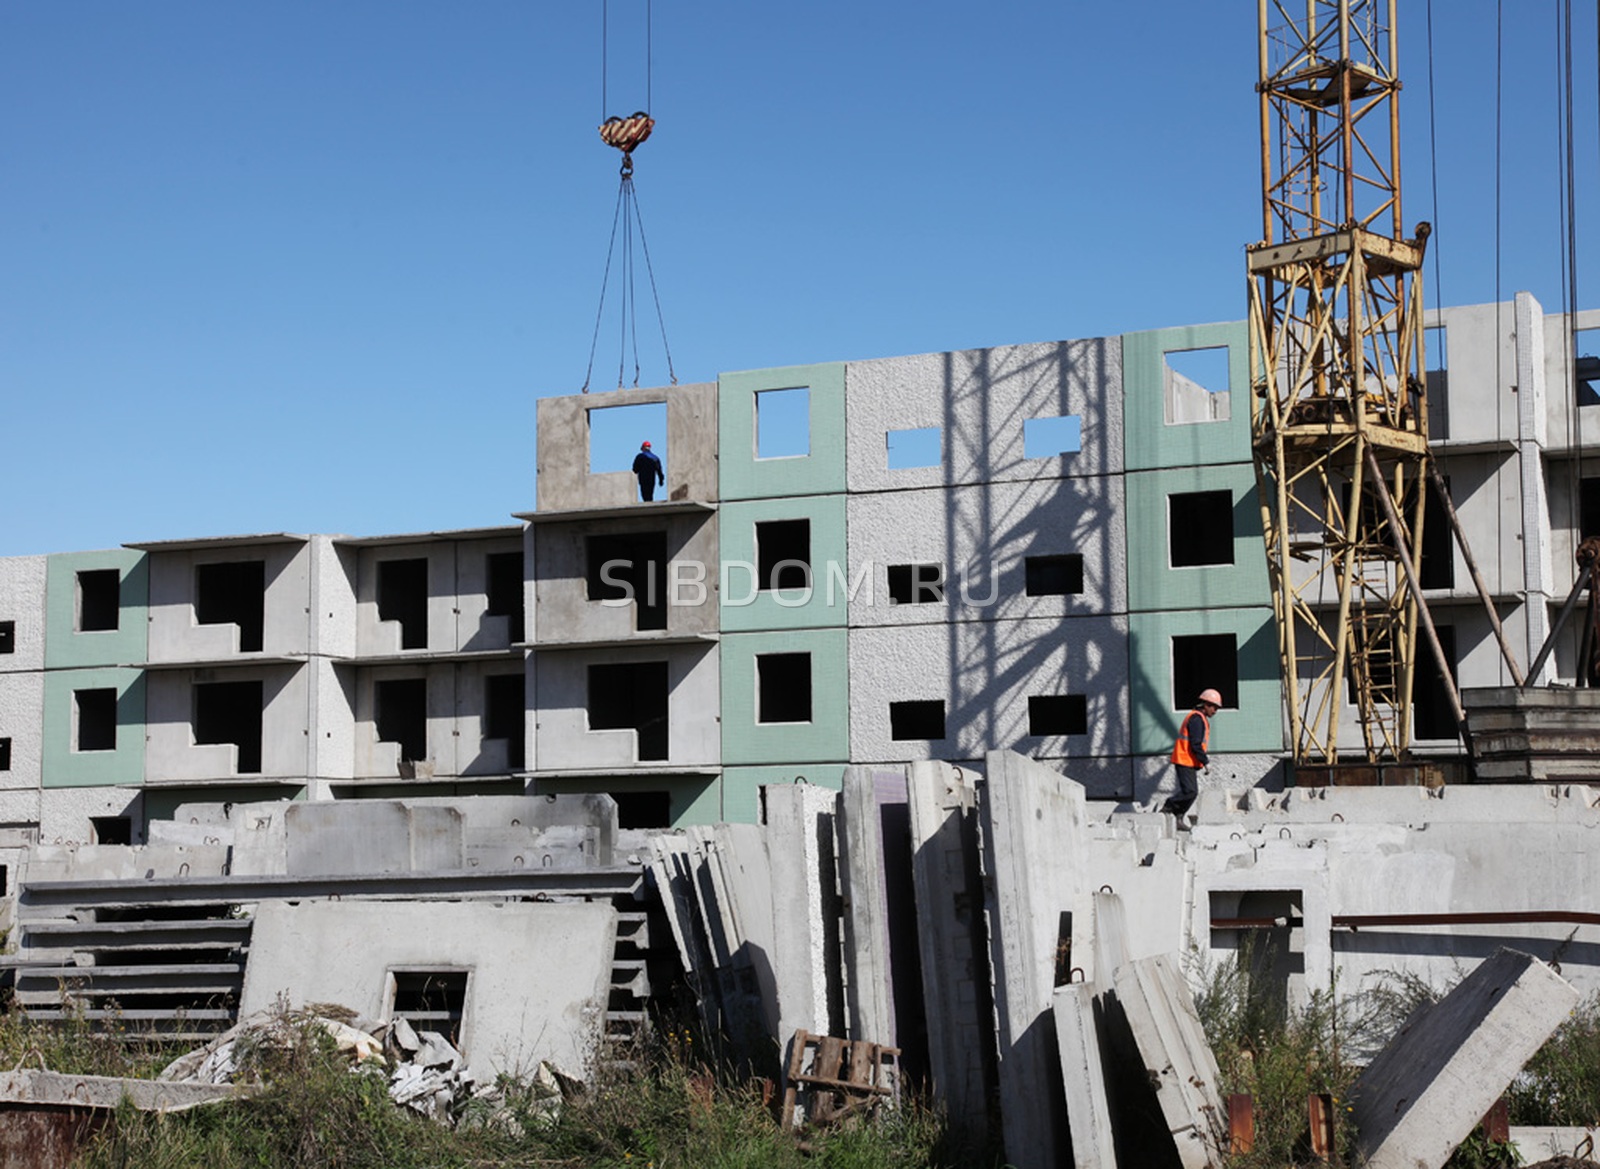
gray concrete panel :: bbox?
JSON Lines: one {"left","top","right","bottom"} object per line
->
{"left": 353, "top": 543, "right": 459, "bottom": 657}
{"left": 145, "top": 541, "right": 311, "bottom": 662}
{"left": 284, "top": 801, "right": 464, "bottom": 876}
{"left": 537, "top": 383, "right": 718, "bottom": 511}
{"left": 38, "top": 788, "right": 140, "bottom": 849}
{"left": 145, "top": 663, "right": 309, "bottom": 782}
{"left": 837, "top": 766, "right": 898, "bottom": 1046}
{"left": 765, "top": 783, "right": 842, "bottom": 1051}
{"left": 1353, "top": 948, "right": 1577, "bottom": 1169}
{"left": 1053, "top": 983, "right": 1117, "bottom": 1169}
{"left": 239, "top": 899, "right": 616, "bottom": 1081}
{"left": 0, "top": 671, "right": 43, "bottom": 793}
{"left": 0, "top": 556, "right": 47, "bottom": 673}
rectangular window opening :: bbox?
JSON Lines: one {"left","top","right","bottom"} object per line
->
{"left": 194, "top": 680, "right": 264, "bottom": 774}
{"left": 756, "top": 519, "right": 811, "bottom": 592}
{"left": 1413, "top": 625, "right": 1460, "bottom": 741}
{"left": 585, "top": 532, "right": 668, "bottom": 631}
{"left": 1029, "top": 694, "right": 1088, "bottom": 737}
{"left": 90, "top": 816, "right": 132, "bottom": 846}
{"left": 195, "top": 561, "right": 266, "bottom": 653}
{"left": 75, "top": 687, "right": 117, "bottom": 752}
{"left": 1172, "top": 634, "right": 1238, "bottom": 710}
{"left": 588, "top": 661, "right": 669, "bottom": 761}
{"left": 1419, "top": 475, "right": 1455, "bottom": 590}
{"left": 1169, "top": 491, "right": 1235, "bottom": 567}
{"left": 0, "top": 737, "right": 10, "bottom": 771}
{"left": 588, "top": 401, "right": 667, "bottom": 474}
{"left": 756, "top": 388, "right": 811, "bottom": 459}
{"left": 1581, "top": 477, "right": 1600, "bottom": 541}
{"left": 1577, "top": 328, "right": 1600, "bottom": 407}
{"left": 886, "top": 426, "right": 941, "bottom": 469}
{"left": 1025, "top": 554, "right": 1084, "bottom": 597}
{"left": 77, "top": 570, "right": 120, "bottom": 633}
{"left": 757, "top": 653, "right": 812, "bottom": 723}
{"left": 0, "top": 620, "right": 14, "bottom": 654}
{"left": 1163, "top": 347, "right": 1232, "bottom": 425}
{"left": 484, "top": 673, "right": 526, "bottom": 769}
{"left": 1023, "top": 414, "right": 1082, "bottom": 459}
{"left": 614, "top": 791, "right": 672, "bottom": 829}
{"left": 377, "top": 559, "right": 429, "bottom": 650}
{"left": 890, "top": 699, "right": 946, "bottom": 741}
{"left": 389, "top": 969, "right": 469, "bottom": 1047}
{"left": 484, "top": 552, "right": 525, "bottom": 643}
{"left": 886, "top": 563, "right": 945, "bottom": 605}
{"left": 375, "top": 678, "right": 428, "bottom": 764}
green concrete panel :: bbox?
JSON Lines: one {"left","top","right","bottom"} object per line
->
{"left": 1125, "top": 466, "right": 1271, "bottom": 612}
{"left": 719, "top": 363, "right": 846, "bottom": 500}
{"left": 42, "top": 668, "right": 147, "bottom": 788}
{"left": 529, "top": 772, "right": 720, "bottom": 829}
{"left": 45, "top": 550, "right": 148, "bottom": 669}
{"left": 721, "top": 629, "right": 849, "bottom": 765}
{"left": 721, "top": 764, "right": 846, "bottom": 825}
{"left": 1128, "top": 608, "right": 1284, "bottom": 755}
{"left": 719, "top": 496, "right": 848, "bottom": 631}
{"left": 1123, "top": 323, "right": 1251, "bottom": 471}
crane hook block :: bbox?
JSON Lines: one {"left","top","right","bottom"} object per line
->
{"left": 599, "top": 112, "right": 654, "bottom": 154}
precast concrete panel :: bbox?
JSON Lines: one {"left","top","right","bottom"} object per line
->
{"left": 455, "top": 659, "right": 529, "bottom": 776}
{"left": 313, "top": 539, "right": 359, "bottom": 659}
{"left": 533, "top": 513, "right": 719, "bottom": 642}
{"left": 1122, "top": 322, "right": 1250, "bottom": 472}
{"left": 38, "top": 786, "right": 141, "bottom": 847}
{"left": 1124, "top": 466, "right": 1269, "bottom": 612}
{"left": 1426, "top": 302, "right": 1519, "bottom": 446}
{"left": 353, "top": 543, "right": 458, "bottom": 657}
{"left": 720, "top": 363, "right": 846, "bottom": 500}
{"left": 353, "top": 663, "right": 459, "bottom": 779}
{"left": 1127, "top": 607, "right": 1282, "bottom": 756}
{"left": 144, "top": 663, "right": 309, "bottom": 782}
{"left": 44, "top": 551, "right": 147, "bottom": 670}
{"left": 41, "top": 668, "right": 145, "bottom": 788}
{"left": 844, "top": 338, "right": 1124, "bottom": 491}
{"left": 845, "top": 478, "right": 1127, "bottom": 627}
{"left": 847, "top": 616, "right": 1131, "bottom": 781}
{"left": 718, "top": 496, "right": 847, "bottom": 632}
{"left": 454, "top": 536, "right": 525, "bottom": 652}
{"left": 0, "top": 671, "right": 43, "bottom": 791}
{"left": 0, "top": 556, "right": 47, "bottom": 672}
{"left": 720, "top": 764, "right": 845, "bottom": 825}
{"left": 1543, "top": 304, "right": 1600, "bottom": 452}
{"left": 720, "top": 630, "right": 848, "bottom": 766}
{"left": 308, "top": 655, "right": 356, "bottom": 781}
{"left": 537, "top": 382, "right": 718, "bottom": 510}
{"left": 532, "top": 642, "right": 719, "bottom": 771}
{"left": 145, "top": 542, "right": 311, "bottom": 662}
{"left": 1424, "top": 450, "right": 1525, "bottom": 602}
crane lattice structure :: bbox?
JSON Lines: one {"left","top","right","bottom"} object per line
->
{"left": 1248, "top": 0, "right": 1436, "bottom": 766}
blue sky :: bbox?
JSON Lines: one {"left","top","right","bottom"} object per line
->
{"left": 3, "top": 1, "right": 1596, "bottom": 556}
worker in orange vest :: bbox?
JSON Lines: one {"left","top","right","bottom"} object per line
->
{"left": 1164, "top": 688, "right": 1221, "bottom": 822}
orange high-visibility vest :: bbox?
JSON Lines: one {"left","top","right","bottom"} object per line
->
{"left": 1170, "top": 709, "right": 1210, "bottom": 767}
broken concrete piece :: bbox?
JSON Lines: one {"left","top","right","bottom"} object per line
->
{"left": 1353, "top": 948, "right": 1580, "bottom": 1169}
{"left": 0, "top": 1069, "right": 249, "bottom": 1112}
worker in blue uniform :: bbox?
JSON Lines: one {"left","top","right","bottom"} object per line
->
{"left": 633, "top": 441, "right": 665, "bottom": 502}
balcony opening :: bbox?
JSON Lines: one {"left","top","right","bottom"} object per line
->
{"left": 196, "top": 561, "right": 266, "bottom": 652}
{"left": 887, "top": 564, "right": 944, "bottom": 605}
{"left": 757, "top": 653, "right": 812, "bottom": 723}
{"left": 756, "top": 388, "right": 810, "bottom": 459}
{"left": 484, "top": 673, "right": 526, "bottom": 769}
{"left": 75, "top": 688, "right": 117, "bottom": 752}
{"left": 1028, "top": 694, "right": 1088, "bottom": 737}
{"left": 388, "top": 969, "right": 468, "bottom": 1047}
{"left": 1169, "top": 491, "right": 1235, "bottom": 567}
{"left": 77, "top": 570, "right": 120, "bottom": 633}
{"left": 484, "top": 552, "right": 525, "bottom": 643}
{"left": 377, "top": 559, "right": 429, "bottom": 650}
{"left": 1172, "top": 634, "right": 1238, "bottom": 710}
{"left": 586, "top": 532, "right": 668, "bottom": 632}
{"left": 757, "top": 519, "right": 810, "bottom": 591}
{"left": 194, "top": 680, "right": 264, "bottom": 773}
{"left": 614, "top": 791, "right": 672, "bottom": 829}
{"left": 588, "top": 661, "right": 669, "bottom": 761}
{"left": 1025, "top": 554, "right": 1084, "bottom": 597}
{"left": 375, "top": 678, "right": 427, "bottom": 764}
{"left": 890, "top": 699, "right": 946, "bottom": 741}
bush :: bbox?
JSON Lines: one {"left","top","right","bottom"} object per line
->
{"left": 1507, "top": 991, "right": 1600, "bottom": 1128}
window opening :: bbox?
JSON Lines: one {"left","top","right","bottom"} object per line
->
{"left": 375, "top": 678, "right": 427, "bottom": 764}
{"left": 757, "top": 653, "right": 812, "bottom": 723}
{"left": 1028, "top": 695, "right": 1088, "bottom": 737}
{"left": 886, "top": 564, "right": 944, "bottom": 605}
{"left": 1578, "top": 328, "right": 1600, "bottom": 407}
{"left": 1413, "top": 625, "right": 1460, "bottom": 740}
{"left": 1024, "top": 554, "right": 1084, "bottom": 596}
{"left": 756, "top": 519, "right": 811, "bottom": 591}
{"left": 886, "top": 427, "right": 941, "bottom": 469}
{"left": 484, "top": 673, "right": 526, "bottom": 769}
{"left": 91, "top": 816, "right": 132, "bottom": 846}
{"left": 588, "top": 661, "right": 669, "bottom": 760}
{"left": 377, "top": 559, "right": 429, "bottom": 650}
{"left": 588, "top": 401, "right": 667, "bottom": 473}
{"left": 484, "top": 552, "right": 525, "bottom": 643}
{"left": 1419, "top": 475, "right": 1455, "bottom": 590}
{"left": 586, "top": 532, "right": 667, "bottom": 631}
{"left": 389, "top": 970, "right": 468, "bottom": 1047}
{"left": 1423, "top": 326, "right": 1450, "bottom": 436}
{"left": 77, "top": 570, "right": 120, "bottom": 633}
{"left": 0, "top": 620, "right": 14, "bottom": 653}
{"left": 75, "top": 688, "right": 117, "bottom": 752}
{"left": 0, "top": 737, "right": 10, "bottom": 771}
{"left": 195, "top": 561, "right": 265, "bottom": 653}
{"left": 756, "top": 388, "right": 810, "bottom": 459}
{"left": 1581, "top": 477, "right": 1600, "bottom": 540}
{"left": 194, "top": 680, "right": 264, "bottom": 773}
{"left": 1169, "top": 491, "right": 1235, "bottom": 567}
{"left": 614, "top": 791, "right": 672, "bottom": 829}
{"left": 890, "top": 699, "right": 946, "bottom": 741}
{"left": 1172, "top": 634, "right": 1238, "bottom": 710}
{"left": 1023, "top": 414, "right": 1082, "bottom": 458}
{"left": 1163, "top": 346, "right": 1232, "bottom": 424}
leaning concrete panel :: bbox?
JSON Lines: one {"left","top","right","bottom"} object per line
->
{"left": 240, "top": 899, "right": 615, "bottom": 1080}
{"left": 1053, "top": 983, "right": 1117, "bottom": 1169}
{"left": 1112, "top": 954, "right": 1226, "bottom": 1169}
{"left": 981, "top": 749, "right": 1089, "bottom": 1169}
{"left": 765, "top": 783, "right": 842, "bottom": 1050}
{"left": 1353, "top": 948, "right": 1579, "bottom": 1169}
{"left": 837, "top": 766, "right": 913, "bottom": 1049}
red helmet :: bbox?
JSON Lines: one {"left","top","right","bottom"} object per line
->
{"left": 641, "top": 441, "right": 651, "bottom": 448}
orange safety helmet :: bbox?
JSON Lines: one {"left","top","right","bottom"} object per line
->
{"left": 1197, "top": 689, "right": 1223, "bottom": 707}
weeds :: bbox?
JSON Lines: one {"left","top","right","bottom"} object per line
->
{"left": 1507, "top": 990, "right": 1600, "bottom": 1128}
